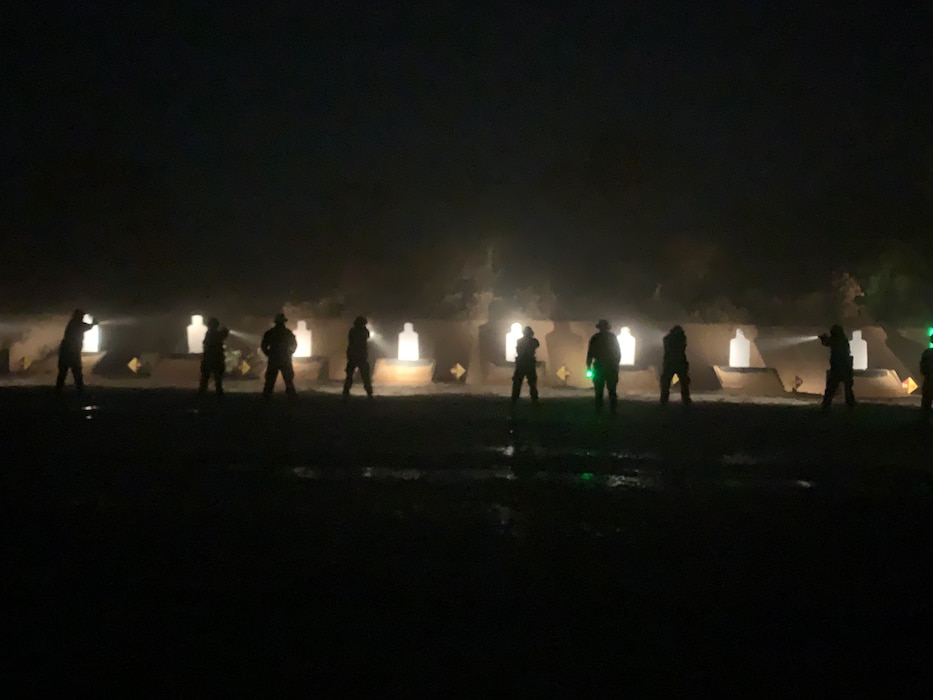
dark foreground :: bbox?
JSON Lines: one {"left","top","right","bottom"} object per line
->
{"left": 3, "top": 387, "right": 933, "bottom": 693}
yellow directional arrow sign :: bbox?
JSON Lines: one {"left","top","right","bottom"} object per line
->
{"left": 556, "top": 365, "right": 571, "bottom": 382}
{"left": 127, "top": 357, "right": 140, "bottom": 373}
{"left": 671, "top": 375, "right": 680, "bottom": 386}
{"left": 240, "top": 359, "right": 251, "bottom": 375}
{"left": 19, "top": 357, "right": 32, "bottom": 371}
{"left": 450, "top": 363, "right": 466, "bottom": 380}
{"left": 903, "top": 377, "right": 918, "bottom": 394}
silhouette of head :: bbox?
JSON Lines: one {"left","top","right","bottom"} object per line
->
{"left": 274, "top": 312, "right": 287, "bottom": 325}
{"left": 207, "top": 317, "right": 220, "bottom": 329}
{"left": 596, "top": 319, "right": 611, "bottom": 331}
{"left": 354, "top": 316, "right": 367, "bottom": 327}
{"left": 830, "top": 324, "right": 844, "bottom": 337}
{"left": 671, "top": 325, "right": 685, "bottom": 336}
{"left": 73, "top": 309, "right": 84, "bottom": 320}
{"left": 523, "top": 326, "right": 534, "bottom": 337}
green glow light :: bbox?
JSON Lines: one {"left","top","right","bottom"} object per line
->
{"left": 585, "top": 369, "right": 594, "bottom": 379}
{"left": 580, "top": 472, "right": 594, "bottom": 481}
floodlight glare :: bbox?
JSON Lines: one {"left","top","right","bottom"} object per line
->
{"left": 728, "top": 328, "right": 751, "bottom": 368}
{"left": 398, "top": 322, "right": 420, "bottom": 362}
{"left": 850, "top": 330, "right": 868, "bottom": 371}
{"left": 617, "top": 326, "right": 636, "bottom": 366}
{"left": 294, "top": 320, "right": 312, "bottom": 358}
{"left": 505, "top": 322, "right": 523, "bottom": 362}
{"left": 82, "top": 314, "right": 99, "bottom": 353}
{"left": 187, "top": 314, "right": 207, "bottom": 355}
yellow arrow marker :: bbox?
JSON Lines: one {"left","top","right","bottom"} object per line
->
{"left": 671, "top": 375, "right": 680, "bottom": 386}
{"left": 19, "top": 357, "right": 32, "bottom": 371}
{"left": 127, "top": 357, "right": 140, "bottom": 373}
{"left": 556, "top": 365, "right": 571, "bottom": 381}
{"left": 450, "top": 363, "right": 466, "bottom": 379}
{"left": 903, "top": 377, "right": 918, "bottom": 394}
{"left": 240, "top": 359, "right": 251, "bottom": 375}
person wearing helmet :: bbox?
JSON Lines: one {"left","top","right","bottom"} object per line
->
{"left": 660, "top": 325, "right": 691, "bottom": 406}
{"left": 261, "top": 312, "right": 298, "bottom": 399}
{"left": 921, "top": 332, "right": 933, "bottom": 418}
{"left": 198, "top": 317, "right": 229, "bottom": 396}
{"left": 343, "top": 316, "right": 373, "bottom": 399}
{"left": 819, "top": 324, "right": 855, "bottom": 410}
{"left": 55, "top": 308, "right": 97, "bottom": 395}
{"left": 511, "top": 326, "right": 540, "bottom": 404}
{"left": 587, "top": 319, "right": 622, "bottom": 413}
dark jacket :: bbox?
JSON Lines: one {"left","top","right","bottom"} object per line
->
{"left": 820, "top": 334, "right": 852, "bottom": 373}
{"left": 515, "top": 336, "right": 539, "bottom": 366}
{"left": 60, "top": 317, "right": 94, "bottom": 356}
{"left": 203, "top": 327, "right": 229, "bottom": 363}
{"left": 347, "top": 325, "right": 370, "bottom": 361}
{"left": 262, "top": 324, "right": 298, "bottom": 364}
{"left": 920, "top": 348, "right": 933, "bottom": 377}
{"left": 587, "top": 331, "right": 621, "bottom": 369}
{"left": 663, "top": 331, "right": 688, "bottom": 369}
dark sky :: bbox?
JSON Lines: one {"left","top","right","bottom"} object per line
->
{"left": 2, "top": 0, "right": 931, "bottom": 313}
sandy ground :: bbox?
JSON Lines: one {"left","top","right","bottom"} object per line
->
{"left": 2, "top": 386, "right": 933, "bottom": 693}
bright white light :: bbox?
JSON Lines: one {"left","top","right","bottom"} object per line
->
{"left": 294, "top": 320, "right": 312, "bottom": 358}
{"left": 398, "top": 322, "right": 420, "bottom": 361}
{"left": 729, "top": 328, "right": 751, "bottom": 368}
{"left": 82, "top": 314, "right": 99, "bottom": 353}
{"left": 505, "top": 323, "right": 523, "bottom": 362}
{"left": 850, "top": 330, "right": 868, "bottom": 371}
{"left": 617, "top": 326, "right": 636, "bottom": 366}
{"left": 187, "top": 314, "right": 207, "bottom": 355}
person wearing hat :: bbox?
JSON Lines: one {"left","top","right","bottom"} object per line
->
{"left": 343, "top": 316, "right": 373, "bottom": 399}
{"left": 55, "top": 308, "right": 97, "bottom": 395}
{"left": 198, "top": 317, "right": 229, "bottom": 396}
{"left": 660, "top": 325, "right": 691, "bottom": 406}
{"left": 261, "top": 312, "right": 298, "bottom": 399}
{"left": 920, "top": 332, "right": 933, "bottom": 418}
{"left": 511, "top": 326, "right": 540, "bottom": 405}
{"left": 586, "top": 320, "right": 622, "bottom": 413}
{"left": 819, "top": 324, "right": 855, "bottom": 410}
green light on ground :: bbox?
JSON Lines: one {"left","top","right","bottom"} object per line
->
{"left": 580, "top": 472, "right": 594, "bottom": 481}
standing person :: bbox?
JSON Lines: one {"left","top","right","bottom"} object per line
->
{"left": 920, "top": 332, "right": 933, "bottom": 418}
{"left": 511, "top": 326, "right": 539, "bottom": 405}
{"left": 819, "top": 324, "right": 855, "bottom": 410}
{"left": 198, "top": 317, "right": 229, "bottom": 396}
{"left": 660, "top": 325, "right": 691, "bottom": 406}
{"left": 261, "top": 313, "right": 298, "bottom": 399}
{"left": 55, "top": 309, "right": 97, "bottom": 395}
{"left": 343, "top": 316, "right": 373, "bottom": 399}
{"left": 586, "top": 319, "right": 622, "bottom": 413}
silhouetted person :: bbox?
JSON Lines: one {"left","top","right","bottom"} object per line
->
{"left": 660, "top": 325, "right": 691, "bottom": 405}
{"left": 55, "top": 309, "right": 97, "bottom": 395}
{"left": 819, "top": 324, "right": 855, "bottom": 410}
{"left": 199, "top": 317, "right": 228, "bottom": 396}
{"left": 262, "top": 313, "right": 297, "bottom": 399}
{"left": 343, "top": 316, "right": 373, "bottom": 399}
{"left": 587, "top": 319, "right": 621, "bottom": 413}
{"left": 920, "top": 334, "right": 933, "bottom": 417}
{"left": 511, "top": 326, "right": 539, "bottom": 404}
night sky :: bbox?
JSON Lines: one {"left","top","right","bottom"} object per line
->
{"left": 2, "top": 1, "right": 931, "bottom": 314}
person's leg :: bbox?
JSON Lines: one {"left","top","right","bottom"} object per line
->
{"left": 73, "top": 361, "right": 85, "bottom": 395}
{"left": 659, "top": 370, "right": 672, "bottom": 404}
{"left": 922, "top": 378, "right": 933, "bottom": 413}
{"left": 844, "top": 376, "right": 855, "bottom": 408}
{"left": 679, "top": 370, "right": 691, "bottom": 405}
{"left": 55, "top": 357, "right": 68, "bottom": 393}
{"left": 607, "top": 374, "right": 618, "bottom": 413}
{"left": 593, "top": 375, "right": 605, "bottom": 411}
{"left": 215, "top": 367, "right": 225, "bottom": 396}
{"left": 343, "top": 361, "right": 355, "bottom": 397}
{"left": 282, "top": 363, "right": 297, "bottom": 397}
{"left": 822, "top": 372, "right": 839, "bottom": 410}
{"left": 528, "top": 368, "right": 539, "bottom": 402}
{"left": 199, "top": 362, "right": 210, "bottom": 394}
{"left": 263, "top": 364, "right": 278, "bottom": 397}
{"left": 359, "top": 360, "right": 373, "bottom": 397}
{"left": 511, "top": 370, "right": 524, "bottom": 403}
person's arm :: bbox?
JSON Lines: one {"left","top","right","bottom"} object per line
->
{"left": 586, "top": 337, "right": 595, "bottom": 367}
{"left": 260, "top": 332, "right": 271, "bottom": 356}
{"left": 288, "top": 332, "right": 297, "bottom": 354}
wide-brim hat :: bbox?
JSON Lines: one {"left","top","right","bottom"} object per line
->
{"left": 596, "top": 319, "right": 610, "bottom": 330}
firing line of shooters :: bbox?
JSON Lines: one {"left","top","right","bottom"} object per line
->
{"left": 52, "top": 309, "right": 933, "bottom": 416}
